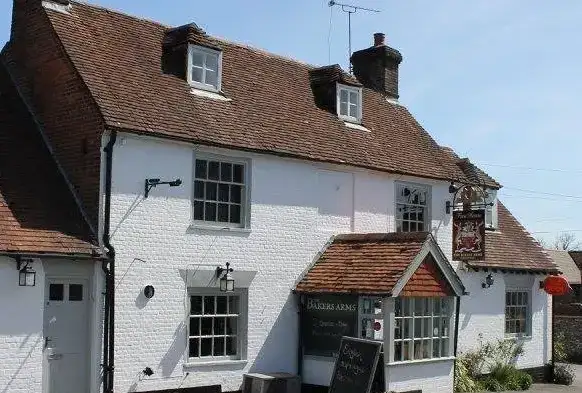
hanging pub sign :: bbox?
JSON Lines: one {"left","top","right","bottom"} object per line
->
{"left": 453, "top": 209, "right": 485, "bottom": 261}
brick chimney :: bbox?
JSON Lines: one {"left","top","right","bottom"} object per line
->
{"left": 350, "top": 33, "right": 403, "bottom": 99}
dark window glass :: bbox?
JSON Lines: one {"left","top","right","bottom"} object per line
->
{"left": 189, "top": 318, "right": 200, "bottom": 336}
{"left": 205, "top": 202, "right": 217, "bottom": 221}
{"left": 204, "top": 296, "right": 215, "bottom": 314}
{"left": 233, "top": 164, "right": 244, "bottom": 183}
{"left": 189, "top": 338, "right": 199, "bottom": 357}
{"left": 193, "top": 201, "right": 204, "bottom": 220}
{"left": 201, "top": 318, "right": 213, "bottom": 335}
{"left": 205, "top": 183, "right": 217, "bottom": 201}
{"left": 69, "top": 284, "right": 83, "bottom": 301}
{"left": 218, "top": 184, "right": 230, "bottom": 202}
{"left": 216, "top": 296, "right": 227, "bottom": 314}
{"left": 214, "top": 317, "right": 226, "bottom": 335}
{"left": 226, "top": 336, "right": 237, "bottom": 355}
{"left": 230, "top": 205, "right": 241, "bottom": 224}
{"left": 218, "top": 204, "right": 229, "bottom": 222}
{"left": 214, "top": 337, "right": 225, "bottom": 356}
{"left": 231, "top": 185, "right": 242, "bottom": 204}
{"left": 49, "top": 284, "right": 64, "bottom": 301}
{"left": 190, "top": 296, "right": 202, "bottom": 315}
{"left": 221, "top": 163, "right": 232, "bottom": 182}
{"left": 194, "top": 181, "right": 205, "bottom": 199}
{"left": 208, "top": 161, "right": 220, "bottom": 180}
{"left": 201, "top": 338, "right": 212, "bottom": 356}
{"left": 195, "top": 160, "right": 207, "bottom": 179}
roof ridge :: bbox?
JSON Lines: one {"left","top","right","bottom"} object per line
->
{"left": 71, "top": 1, "right": 318, "bottom": 70}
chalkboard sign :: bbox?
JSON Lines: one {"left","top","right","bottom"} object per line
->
{"left": 329, "top": 337, "right": 382, "bottom": 393}
{"left": 302, "top": 295, "right": 358, "bottom": 357}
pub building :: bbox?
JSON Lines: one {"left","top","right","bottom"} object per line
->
{"left": 0, "top": 2, "right": 562, "bottom": 393}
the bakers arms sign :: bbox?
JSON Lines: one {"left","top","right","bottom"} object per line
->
{"left": 453, "top": 210, "right": 485, "bottom": 261}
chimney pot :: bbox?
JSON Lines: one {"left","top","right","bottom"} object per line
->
{"left": 374, "top": 33, "right": 385, "bottom": 47}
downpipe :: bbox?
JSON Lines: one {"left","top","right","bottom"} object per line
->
{"left": 102, "top": 131, "right": 117, "bottom": 393}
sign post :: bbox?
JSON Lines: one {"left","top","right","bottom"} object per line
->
{"left": 328, "top": 337, "right": 382, "bottom": 393}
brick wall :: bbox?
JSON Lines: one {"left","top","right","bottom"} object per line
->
{"left": 0, "top": 257, "right": 45, "bottom": 393}
{"left": 8, "top": 0, "right": 105, "bottom": 228}
{"left": 554, "top": 316, "right": 582, "bottom": 362}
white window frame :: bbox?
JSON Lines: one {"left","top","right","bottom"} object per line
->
{"left": 359, "top": 297, "right": 384, "bottom": 341}
{"left": 186, "top": 288, "right": 248, "bottom": 363}
{"left": 336, "top": 83, "right": 363, "bottom": 124}
{"left": 192, "top": 152, "right": 251, "bottom": 229}
{"left": 390, "top": 297, "right": 455, "bottom": 363}
{"left": 395, "top": 182, "right": 431, "bottom": 233}
{"left": 187, "top": 45, "right": 223, "bottom": 92}
{"left": 504, "top": 289, "right": 531, "bottom": 338}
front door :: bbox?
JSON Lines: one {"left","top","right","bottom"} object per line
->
{"left": 43, "top": 278, "right": 90, "bottom": 393}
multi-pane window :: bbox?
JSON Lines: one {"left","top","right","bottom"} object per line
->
{"left": 360, "top": 297, "right": 383, "bottom": 341}
{"left": 393, "top": 297, "right": 452, "bottom": 362}
{"left": 396, "top": 183, "right": 430, "bottom": 233}
{"left": 193, "top": 158, "right": 246, "bottom": 226}
{"left": 188, "top": 294, "right": 240, "bottom": 359}
{"left": 505, "top": 291, "right": 530, "bottom": 336}
{"left": 337, "top": 84, "right": 362, "bottom": 123}
{"left": 189, "top": 46, "right": 221, "bottom": 91}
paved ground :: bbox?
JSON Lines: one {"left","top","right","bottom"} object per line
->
{"left": 502, "top": 364, "right": 582, "bottom": 393}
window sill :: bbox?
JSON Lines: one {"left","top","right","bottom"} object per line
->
{"left": 344, "top": 122, "right": 370, "bottom": 132}
{"left": 188, "top": 223, "right": 251, "bottom": 233}
{"left": 387, "top": 356, "right": 456, "bottom": 366}
{"left": 183, "top": 359, "right": 247, "bottom": 369}
{"left": 504, "top": 335, "right": 532, "bottom": 341}
{"left": 190, "top": 88, "right": 232, "bottom": 101}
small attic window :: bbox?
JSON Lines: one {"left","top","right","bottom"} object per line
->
{"left": 337, "top": 83, "right": 362, "bottom": 123}
{"left": 188, "top": 45, "right": 222, "bottom": 92}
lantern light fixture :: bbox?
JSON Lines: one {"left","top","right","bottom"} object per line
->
{"left": 482, "top": 274, "right": 494, "bottom": 289}
{"left": 16, "top": 258, "right": 36, "bottom": 287}
{"left": 144, "top": 178, "right": 183, "bottom": 198}
{"left": 216, "top": 262, "right": 235, "bottom": 293}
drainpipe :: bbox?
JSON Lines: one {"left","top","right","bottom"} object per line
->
{"left": 102, "top": 131, "right": 117, "bottom": 393}
{"left": 453, "top": 296, "right": 461, "bottom": 384}
{"left": 297, "top": 294, "right": 304, "bottom": 377}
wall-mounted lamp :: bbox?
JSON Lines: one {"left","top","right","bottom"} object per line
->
{"left": 216, "top": 262, "right": 235, "bottom": 293}
{"left": 445, "top": 201, "right": 452, "bottom": 214}
{"left": 144, "top": 178, "right": 182, "bottom": 198}
{"left": 16, "top": 258, "right": 36, "bottom": 287}
{"left": 449, "top": 182, "right": 458, "bottom": 194}
{"left": 143, "top": 285, "right": 155, "bottom": 299}
{"left": 482, "top": 274, "right": 494, "bottom": 289}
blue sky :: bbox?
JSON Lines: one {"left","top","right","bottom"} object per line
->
{"left": 2, "top": 1, "right": 582, "bottom": 245}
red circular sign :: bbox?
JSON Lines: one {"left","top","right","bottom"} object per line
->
{"left": 542, "top": 276, "right": 571, "bottom": 296}
{"left": 373, "top": 321, "right": 382, "bottom": 331}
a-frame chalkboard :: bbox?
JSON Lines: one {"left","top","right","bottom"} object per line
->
{"left": 328, "top": 337, "right": 383, "bottom": 393}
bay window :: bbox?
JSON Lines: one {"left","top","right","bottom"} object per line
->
{"left": 393, "top": 297, "right": 453, "bottom": 362}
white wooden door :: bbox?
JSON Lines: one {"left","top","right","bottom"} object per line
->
{"left": 44, "top": 278, "right": 90, "bottom": 393}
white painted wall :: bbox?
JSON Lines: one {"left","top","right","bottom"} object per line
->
{"left": 386, "top": 360, "right": 454, "bottom": 393}
{"left": 105, "top": 132, "right": 551, "bottom": 392}
{"left": 0, "top": 257, "right": 45, "bottom": 393}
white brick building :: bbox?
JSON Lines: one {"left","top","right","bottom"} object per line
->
{"left": 0, "top": 1, "right": 559, "bottom": 393}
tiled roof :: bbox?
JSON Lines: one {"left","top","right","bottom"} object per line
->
{"left": 465, "top": 202, "right": 559, "bottom": 273}
{"left": 440, "top": 146, "right": 501, "bottom": 189}
{"left": 39, "top": 1, "right": 475, "bottom": 183}
{"left": 0, "top": 66, "right": 97, "bottom": 256}
{"left": 546, "top": 250, "right": 581, "bottom": 284}
{"left": 569, "top": 251, "right": 582, "bottom": 272}
{"left": 295, "top": 232, "right": 430, "bottom": 295}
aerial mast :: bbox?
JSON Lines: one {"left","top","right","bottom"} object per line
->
{"left": 328, "top": 1, "right": 380, "bottom": 74}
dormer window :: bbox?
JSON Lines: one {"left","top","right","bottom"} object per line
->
{"left": 337, "top": 83, "right": 362, "bottom": 123}
{"left": 188, "top": 45, "right": 222, "bottom": 92}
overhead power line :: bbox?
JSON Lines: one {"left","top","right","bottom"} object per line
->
{"left": 478, "top": 162, "right": 582, "bottom": 174}
{"left": 503, "top": 186, "right": 582, "bottom": 200}
{"left": 530, "top": 229, "right": 582, "bottom": 234}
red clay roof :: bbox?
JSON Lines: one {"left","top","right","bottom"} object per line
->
{"left": 465, "top": 202, "right": 558, "bottom": 273}
{"left": 440, "top": 146, "right": 501, "bottom": 189}
{"left": 40, "top": 1, "right": 476, "bottom": 183}
{"left": 0, "top": 66, "right": 97, "bottom": 256}
{"left": 295, "top": 232, "right": 432, "bottom": 295}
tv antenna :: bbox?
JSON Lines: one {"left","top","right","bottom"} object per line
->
{"left": 328, "top": 1, "right": 380, "bottom": 73}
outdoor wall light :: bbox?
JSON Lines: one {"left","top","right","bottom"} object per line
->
{"left": 144, "top": 178, "right": 182, "bottom": 198}
{"left": 482, "top": 274, "right": 494, "bottom": 289}
{"left": 445, "top": 200, "right": 452, "bottom": 214}
{"left": 449, "top": 182, "right": 459, "bottom": 194}
{"left": 16, "top": 258, "right": 36, "bottom": 287}
{"left": 216, "top": 262, "right": 235, "bottom": 293}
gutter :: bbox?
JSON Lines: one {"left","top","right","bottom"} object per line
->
{"left": 101, "top": 131, "right": 117, "bottom": 393}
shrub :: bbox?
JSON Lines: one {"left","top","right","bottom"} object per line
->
{"left": 516, "top": 372, "right": 533, "bottom": 390}
{"left": 554, "top": 332, "right": 568, "bottom": 362}
{"left": 553, "top": 363, "right": 575, "bottom": 386}
{"left": 455, "top": 357, "right": 482, "bottom": 393}
{"left": 481, "top": 377, "right": 503, "bottom": 392}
